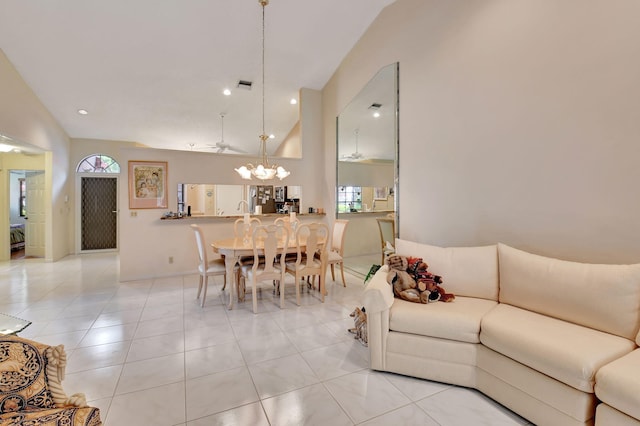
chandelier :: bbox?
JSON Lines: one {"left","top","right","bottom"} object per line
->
{"left": 235, "top": 0, "right": 290, "bottom": 181}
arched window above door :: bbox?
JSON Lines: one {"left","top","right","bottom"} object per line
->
{"left": 76, "top": 154, "right": 120, "bottom": 173}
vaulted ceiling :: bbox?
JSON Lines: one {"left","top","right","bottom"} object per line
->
{"left": 0, "top": 0, "right": 395, "bottom": 155}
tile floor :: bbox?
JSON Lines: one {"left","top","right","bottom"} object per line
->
{"left": 0, "top": 253, "right": 532, "bottom": 425}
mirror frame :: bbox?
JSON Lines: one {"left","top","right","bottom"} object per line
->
{"left": 336, "top": 62, "right": 399, "bottom": 237}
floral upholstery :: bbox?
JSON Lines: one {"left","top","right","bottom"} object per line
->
{"left": 0, "top": 336, "right": 102, "bottom": 426}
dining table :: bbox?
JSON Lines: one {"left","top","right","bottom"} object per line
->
{"left": 211, "top": 235, "right": 327, "bottom": 310}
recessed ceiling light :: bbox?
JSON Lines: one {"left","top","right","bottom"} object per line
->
{"left": 373, "top": 111, "right": 381, "bottom": 118}
{"left": 290, "top": 98, "right": 297, "bottom": 105}
{"left": 269, "top": 134, "right": 275, "bottom": 139}
{"left": 77, "top": 109, "right": 88, "bottom": 115}
{"left": 223, "top": 88, "right": 231, "bottom": 96}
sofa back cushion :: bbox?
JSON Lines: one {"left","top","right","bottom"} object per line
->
{"left": 0, "top": 336, "right": 56, "bottom": 413}
{"left": 498, "top": 243, "right": 640, "bottom": 340}
{"left": 395, "top": 239, "right": 499, "bottom": 300}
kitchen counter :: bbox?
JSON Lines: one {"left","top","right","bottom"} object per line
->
{"left": 160, "top": 212, "right": 326, "bottom": 221}
{"left": 338, "top": 210, "right": 394, "bottom": 217}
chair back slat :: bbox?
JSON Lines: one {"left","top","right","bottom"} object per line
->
{"left": 331, "top": 219, "right": 349, "bottom": 254}
{"left": 190, "top": 224, "right": 207, "bottom": 266}
{"left": 234, "top": 217, "right": 262, "bottom": 238}
{"left": 252, "top": 224, "right": 289, "bottom": 275}
{"left": 274, "top": 216, "right": 300, "bottom": 235}
{"left": 295, "top": 222, "right": 329, "bottom": 268}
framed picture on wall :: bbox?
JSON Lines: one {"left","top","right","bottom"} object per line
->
{"left": 128, "top": 160, "right": 168, "bottom": 209}
{"left": 374, "top": 186, "right": 388, "bottom": 200}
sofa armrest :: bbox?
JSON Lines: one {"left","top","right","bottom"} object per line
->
{"left": 362, "top": 265, "right": 394, "bottom": 314}
{"left": 362, "top": 265, "right": 393, "bottom": 370}
{"left": 45, "top": 344, "right": 89, "bottom": 408}
{"left": 0, "top": 336, "right": 89, "bottom": 414}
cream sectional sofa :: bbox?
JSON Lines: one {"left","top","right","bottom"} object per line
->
{"left": 362, "top": 239, "right": 640, "bottom": 426}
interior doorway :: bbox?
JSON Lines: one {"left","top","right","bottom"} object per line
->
{"left": 7, "top": 169, "right": 45, "bottom": 260}
{"left": 24, "top": 171, "right": 46, "bottom": 257}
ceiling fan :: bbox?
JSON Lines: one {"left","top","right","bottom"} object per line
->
{"left": 341, "top": 128, "right": 366, "bottom": 161}
{"left": 207, "top": 113, "right": 247, "bottom": 154}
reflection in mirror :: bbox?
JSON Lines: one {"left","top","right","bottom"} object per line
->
{"left": 337, "top": 186, "right": 395, "bottom": 213}
{"left": 178, "top": 184, "right": 247, "bottom": 216}
{"left": 336, "top": 62, "right": 399, "bottom": 277}
{"left": 177, "top": 184, "right": 303, "bottom": 216}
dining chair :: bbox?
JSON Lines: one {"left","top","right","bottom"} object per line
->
{"left": 239, "top": 224, "right": 290, "bottom": 314}
{"left": 233, "top": 216, "right": 264, "bottom": 301}
{"left": 285, "top": 222, "right": 329, "bottom": 305}
{"left": 327, "top": 219, "right": 349, "bottom": 287}
{"left": 274, "top": 216, "right": 300, "bottom": 235}
{"left": 190, "top": 224, "right": 228, "bottom": 307}
{"left": 233, "top": 217, "right": 262, "bottom": 240}
{"left": 376, "top": 217, "right": 396, "bottom": 265}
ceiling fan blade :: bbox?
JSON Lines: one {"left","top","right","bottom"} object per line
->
{"left": 226, "top": 145, "right": 247, "bottom": 154}
{"left": 341, "top": 151, "right": 365, "bottom": 161}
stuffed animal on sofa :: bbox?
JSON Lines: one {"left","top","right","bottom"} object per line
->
{"left": 407, "top": 256, "right": 455, "bottom": 302}
{"left": 386, "top": 255, "right": 422, "bottom": 303}
{"left": 386, "top": 254, "right": 455, "bottom": 303}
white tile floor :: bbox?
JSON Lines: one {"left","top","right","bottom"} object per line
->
{"left": 0, "top": 253, "right": 533, "bottom": 425}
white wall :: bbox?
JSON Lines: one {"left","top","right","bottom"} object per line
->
{"left": 337, "top": 161, "right": 394, "bottom": 187}
{"left": 323, "top": 0, "right": 640, "bottom": 264}
{"left": 0, "top": 49, "right": 72, "bottom": 261}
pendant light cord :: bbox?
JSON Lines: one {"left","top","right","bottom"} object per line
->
{"left": 262, "top": 2, "right": 265, "bottom": 139}
{"left": 260, "top": 1, "right": 268, "bottom": 164}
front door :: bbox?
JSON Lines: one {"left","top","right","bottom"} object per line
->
{"left": 25, "top": 171, "right": 46, "bottom": 258}
{"left": 81, "top": 176, "right": 118, "bottom": 251}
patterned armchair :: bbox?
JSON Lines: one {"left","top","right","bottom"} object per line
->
{"left": 0, "top": 335, "right": 102, "bottom": 426}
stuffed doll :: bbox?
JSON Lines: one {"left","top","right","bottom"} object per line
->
{"left": 386, "top": 254, "right": 455, "bottom": 303}
{"left": 406, "top": 256, "right": 455, "bottom": 302}
{"left": 386, "top": 255, "right": 422, "bottom": 303}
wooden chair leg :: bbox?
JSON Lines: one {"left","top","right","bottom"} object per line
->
{"left": 280, "top": 278, "right": 285, "bottom": 309}
{"left": 222, "top": 273, "right": 227, "bottom": 291}
{"left": 252, "top": 277, "right": 258, "bottom": 314}
{"left": 238, "top": 276, "right": 246, "bottom": 302}
{"left": 201, "top": 276, "right": 208, "bottom": 308}
{"left": 340, "top": 262, "right": 346, "bottom": 287}
{"left": 196, "top": 275, "right": 203, "bottom": 300}
{"left": 235, "top": 269, "right": 242, "bottom": 294}
{"left": 330, "top": 264, "right": 335, "bottom": 281}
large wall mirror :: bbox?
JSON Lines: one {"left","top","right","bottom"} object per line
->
{"left": 177, "top": 184, "right": 303, "bottom": 216}
{"left": 337, "top": 62, "right": 399, "bottom": 276}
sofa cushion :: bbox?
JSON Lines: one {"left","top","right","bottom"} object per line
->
{"left": 390, "top": 296, "right": 498, "bottom": 343}
{"left": 395, "top": 239, "right": 498, "bottom": 300}
{"left": 480, "top": 304, "right": 636, "bottom": 393}
{"left": 0, "top": 406, "right": 102, "bottom": 426}
{"left": 0, "top": 337, "right": 56, "bottom": 413}
{"left": 498, "top": 243, "right": 640, "bottom": 340}
{"left": 595, "top": 403, "right": 640, "bottom": 426}
{"left": 595, "top": 349, "right": 640, "bottom": 421}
